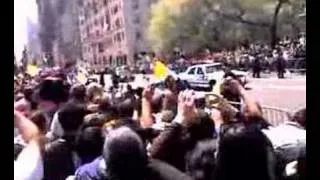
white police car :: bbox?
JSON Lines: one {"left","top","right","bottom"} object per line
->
{"left": 178, "top": 63, "right": 248, "bottom": 90}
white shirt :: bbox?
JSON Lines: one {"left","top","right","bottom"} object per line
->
{"left": 262, "top": 121, "right": 306, "bottom": 150}
{"left": 46, "top": 111, "right": 64, "bottom": 141}
{"left": 14, "top": 141, "right": 43, "bottom": 180}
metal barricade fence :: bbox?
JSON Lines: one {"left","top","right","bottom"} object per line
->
{"left": 228, "top": 101, "right": 291, "bottom": 126}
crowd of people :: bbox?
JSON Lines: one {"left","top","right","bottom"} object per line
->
{"left": 14, "top": 64, "right": 306, "bottom": 180}
{"left": 168, "top": 34, "right": 306, "bottom": 78}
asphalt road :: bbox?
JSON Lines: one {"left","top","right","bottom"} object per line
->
{"left": 94, "top": 74, "right": 306, "bottom": 112}
{"left": 246, "top": 77, "right": 306, "bottom": 112}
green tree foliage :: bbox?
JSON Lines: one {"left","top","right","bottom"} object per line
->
{"left": 147, "top": 0, "right": 305, "bottom": 54}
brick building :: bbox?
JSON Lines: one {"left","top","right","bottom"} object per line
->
{"left": 78, "top": 0, "right": 157, "bottom": 68}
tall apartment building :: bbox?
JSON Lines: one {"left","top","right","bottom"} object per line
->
{"left": 26, "top": 18, "right": 41, "bottom": 63}
{"left": 37, "top": 0, "right": 82, "bottom": 65}
{"left": 78, "top": 0, "right": 157, "bottom": 67}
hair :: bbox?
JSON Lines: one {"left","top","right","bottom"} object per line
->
{"left": 161, "top": 110, "right": 176, "bottom": 123}
{"left": 58, "top": 102, "right": 89, "bottom": 142}
{"left": 164, "top": 75, "right": 177, "bottom": 92}
{"left": 86, "top": 83, "right": 103, "bottom": 103}
{"left": 188, "top": 110, "right": 215, "bottom": 142}
{"left": 69, "top": 84, "right": 86, "bottom": 102}
{"left": 14, "top": 143, "right": 24, "bottom": 160}
{"left": 186, "top": 139, "right": 217, "bottom": 180}
{"left": 103, "top": 127, "right": 148, "bottom": 180}
{"left": 44, "top": 139, "right": 75, "bottom": 180}
{"left": 216, "top": 123, "right": 276, "bottom": 180}
{"left": 116, "top": 98, "right": 135, "bottom": 119}
{"left": 22, "top": 86, "right": 34, "bottom": 102}
{"left": 98, "top": 95, "right": 112, "bottom": 112}
{"left": 83, "top": 113, "right": 108, "bottom": 127}
{"left": 75, "top": 126, "right": 104, "bottom": 164}
{"left": 29, "top": 110, "right": 47, "bottom": 134}
{"left": 23, "top": 86, "right": 38, "bottom": 110}
{"left": 38, "top": 78, "right": 69, "bottom": 104}
{"left": 292, "top": 108, "right": 306, "bottom": 128}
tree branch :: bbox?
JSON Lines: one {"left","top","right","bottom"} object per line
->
{"left": 211, "top": 8, "right": 271, "bottom": 28}
{"left": 202, "top": 0, "right": 271, "bottom": 28}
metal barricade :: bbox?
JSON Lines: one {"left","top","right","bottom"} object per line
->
{"left": 228, "top": 101, "right": 291, "bottom": 126}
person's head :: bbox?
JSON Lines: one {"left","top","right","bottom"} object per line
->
{"left": 22, "top": 86, "right": 34, "bottom": 102}
{"left": 102, "top": 127, "right": 148, "bottom": 180}
{"left": 291, "top": 108, "right": 306, "bottom": 128}
{"left": 98, "top": 95, "right": 113, "bottom": 113}
{"left": 58, "top": 102, "right": 89, "bottom": 141}
{"left": 37, "top": 78, "right": 69, "bottom": 113}
{"left": 44, "top": 140, "right": 75, "bottom": 180}
{"left": 29, "top": 110, "right": 47, "bottom": 134}
{"left": 116, "top": 98, "right": 135, "bottom": 119}
{"left": 164, "top": 75, "right": 178, "bottom": 92}
{"left": 75, "top": 126, "right": 104, "bottom": 164}
{"left": 161, "top": 110, "right": 176, "bottom": 123}
{"left": 188, "top": 110, "right": 215, "bottom": 141}
{"left": 216, "top": 123, "right": 276, "bottom": 180}
{"left": 186, "top": 139, "right": 217, "bottom": 180}
{"left": 86, "top": 83, "right": 104, "bottom": 103}
{"left": 69, "top": 84, "right": 86, "bottom": 103}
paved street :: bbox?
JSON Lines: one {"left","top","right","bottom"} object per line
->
{"left": 94, "top": 74, "right": 306, "bottom": 112}
{"left": 246, "top": 77, "right": 306, "bottom": 112}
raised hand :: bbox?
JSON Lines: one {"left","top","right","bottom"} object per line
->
{"left": 174, "top": 90, "right": 197, "bottom": 126}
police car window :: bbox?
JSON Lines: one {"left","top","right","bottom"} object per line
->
{"left": 206, "top": 65, "right": 222, "bottom": 73}
{"left": 188, "top": 67, "right": 196, "bottom": 74}
{"left": 197, "top": 68, "right": 204, "bottom": 75}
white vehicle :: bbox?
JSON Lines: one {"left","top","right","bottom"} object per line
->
{"left": 178, "top": 63, "right": 248, "bottom": 90}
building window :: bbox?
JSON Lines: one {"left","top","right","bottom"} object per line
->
{"left": 103, "top": 0, "right": 108, "bottom": 6}
{"left": 121, "top": 32, "right": 125, "bottom": 40}
{"left": 113, "top": 5, "right": 118, "bottom": 14}
{"left": 116, "top": 56, "right": 120, "bottom": 66}
{"left": 100, "top": 17, "right": 104, "bottom": 27}
{"left": 136, "top": 31, "right": 141, "bottom": 40}
{"left": 115, "top": 32, "right": 122, "bottom": 42}
{"left": 109, "top": 56, "right": 112, "bottom": 65}
{"left": 115, "top": 18, "right": 121, "bottom": 29}
{"left": 98, "top": 43, "right": 104, "bottom": 52}
{"left": 93, "top": 2, "right": 98, "bottom": 14}
{"left": 123, "top": 55, "right": 127, "bottom": 65}
{"left": 94, "top": 19, "right": 98, "bottom": 26}
{"left": 133, "top": 16, "right": 140, "bottom": 24}
{"left": 96, "top": 30, "right": 99, "bottom": 37}
{"left": 78, "top": 0, "right": 84, "bottom": 7}
{"left": 105, "top": 13, "right": 110, "bottom": 30}
{"left": 132, "top": 1, "right": 139, "bottom": 10}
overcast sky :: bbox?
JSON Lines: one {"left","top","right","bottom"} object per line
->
{"left": 14, "top": 0, "right": 38, "bottom": 61}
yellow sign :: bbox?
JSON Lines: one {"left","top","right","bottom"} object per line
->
{"left": 153, "top": 61, "right": 168, "bottom": 80}
{"left": 26, "top": 65, "right": 39, "bottom": 77}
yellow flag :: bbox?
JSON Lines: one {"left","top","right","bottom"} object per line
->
{"left": 153, "top": 61, "right": 168, "bottom": 80}
{"left": 26, "top": 65, "right": 39, "bottom": 77}
{"left": 77, "top": 73, "right": 87, "bottom": 84}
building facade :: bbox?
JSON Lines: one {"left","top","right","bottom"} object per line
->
{"left": 78, "top": 0, "right": 157, "bottom": 68}
{"left": 37, "top": 0, "right": 82, "bottom": 66}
